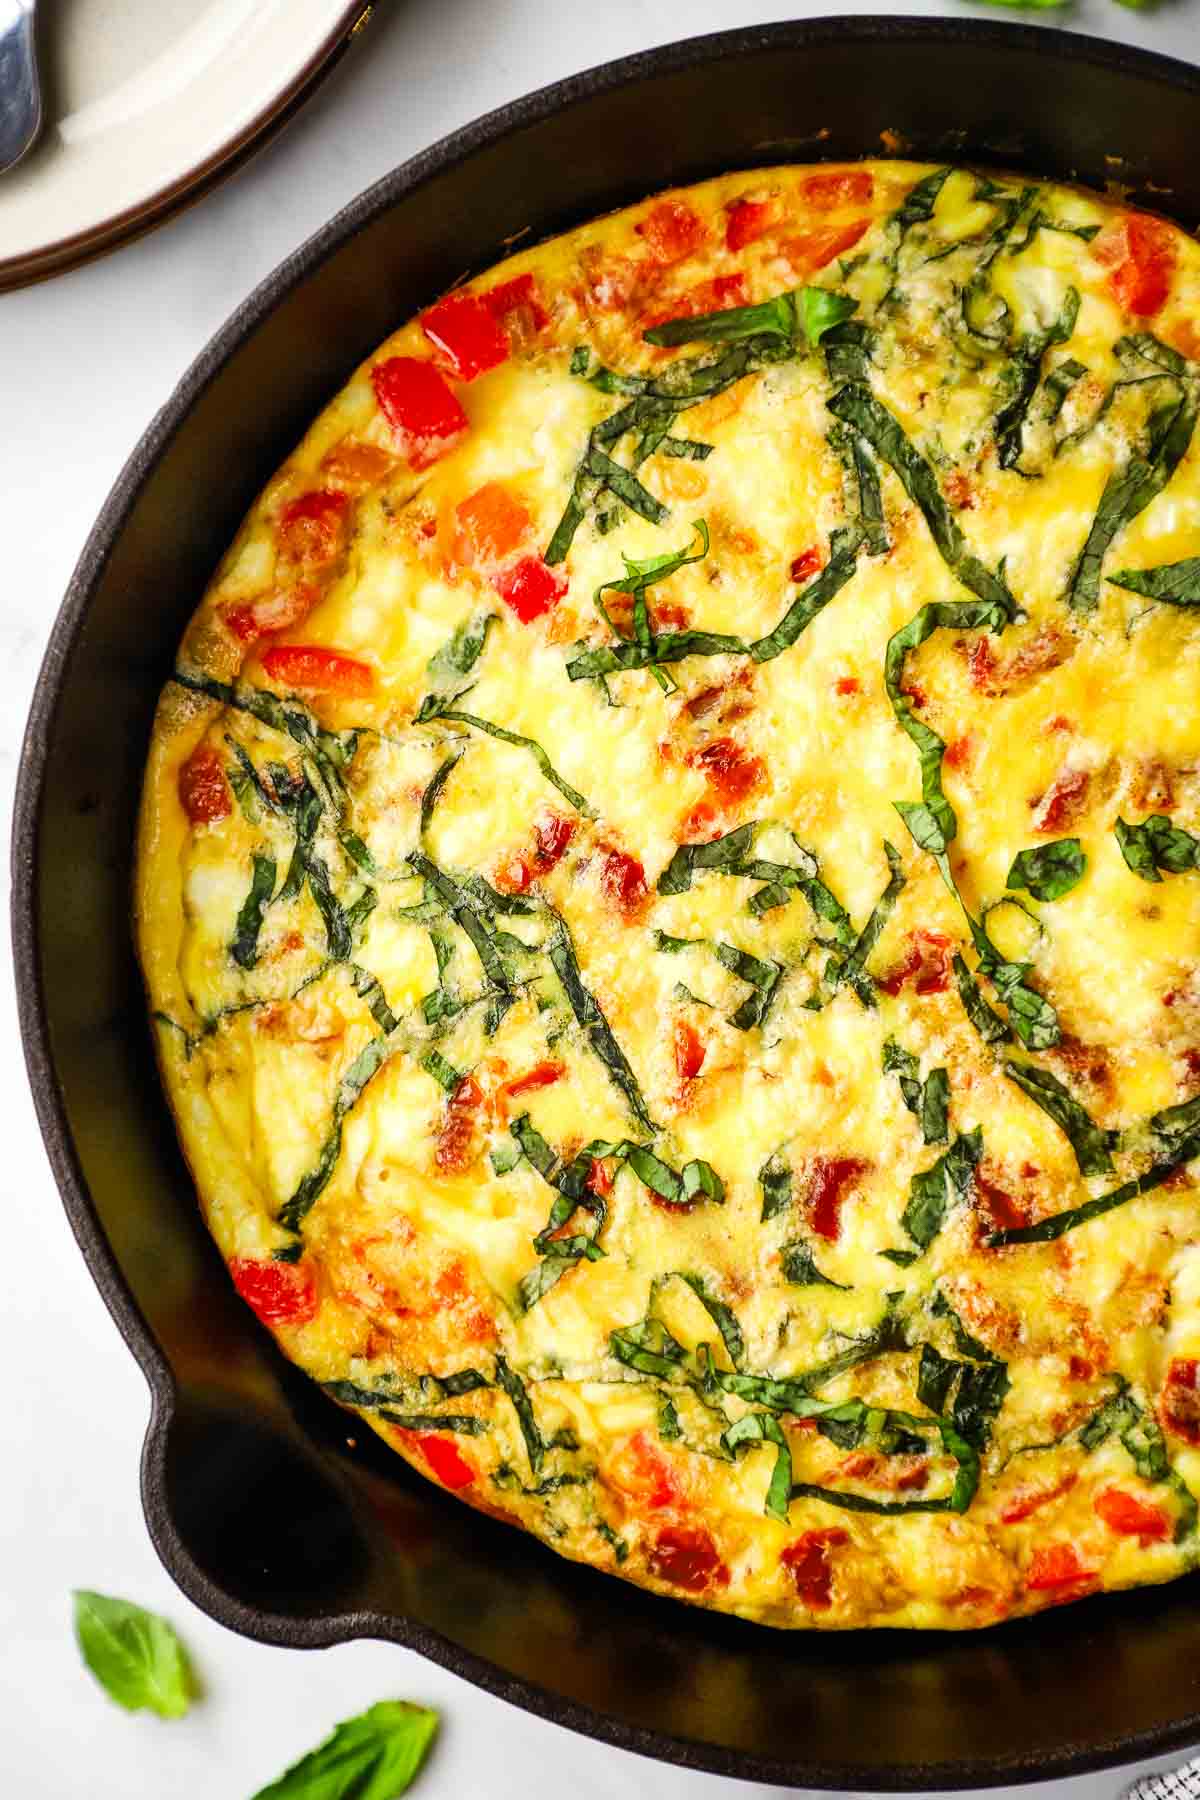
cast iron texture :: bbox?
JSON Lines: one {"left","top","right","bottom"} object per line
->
{"left": 13, "top": 18, "right": 1200, "bottom": 1790}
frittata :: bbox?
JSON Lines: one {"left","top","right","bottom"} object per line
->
{"left": 136, "top": 161, "right": 1200, "bottom": 1628}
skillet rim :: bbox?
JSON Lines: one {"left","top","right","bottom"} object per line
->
{"left": 12, "top": 16, "right": 1200, "bottom": 1789}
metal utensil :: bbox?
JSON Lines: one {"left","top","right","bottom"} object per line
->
{"left": 0, "top": 0, "right": 40, "bottom": 174}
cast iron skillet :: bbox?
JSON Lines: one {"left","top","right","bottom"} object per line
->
{"left": 14, "top": 19, "right": 1200, "bottom": 1790}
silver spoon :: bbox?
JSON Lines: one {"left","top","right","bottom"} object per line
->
{"left": 0, "top": 0, "right": 41, "bottom": 175}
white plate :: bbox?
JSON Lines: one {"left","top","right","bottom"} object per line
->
{"left": 0, "top": 0, "right": 369, "bottom": 289}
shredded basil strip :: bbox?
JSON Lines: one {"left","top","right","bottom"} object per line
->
{"left": 1003, "top": 1059, "right": 1116, "bottom": 1176}
{"left": 493, "top": 1354, "right": 545, "bottom": 1475}
{"left": 230, "top": 854, "right": 277, "bottom": 970}
{"left": 1115, "top": 814, "right": 1200, "bottom": 883}
{"left": 723, "top": 1413, "right": 793, "bottom": 1520}
{"left": 419, "top": 753, "right": 462, "bottom": 836}
{"left": 510, "top": 1115, "right": 612, "bottom": 1310}
{"left": 989, "top": 1127, "right": 1200, "bottom": 1246}
{"left": 747, "top": 527, "right": 864, "bottom": 664}
{"left": 546, "top": 913, "right": 655, "bottom": 1131}
{"left": 1109, "top": 557, "right": 1200, "bottom": 606}
{"left": 406, "top": 852, "right": 516, "bottom": 1034}
{"left": 781, "top": 1240, "right": 850, "bottom": 1289}
{"left": 278, "top": 1031, "right": 401, "bottom": 1231}
{"left": 377, "top": 1411, "right": 488, "bottom": 1436}
{"left": 642, "top": 284, "right": 857, "bottom": 351}
{"left": 883, "top": 1039, "right": 949, "bottom": 1145}
{"left": 713, "top": 941, "right": 784, "bottom": 1030}
{"left": 1006, "top": 838, "right": 1086, "bottom": 902}
{"left": 902, "top": 1127, "right": 984, "bottom": 1249}
{"left": 1078, "top": 1380, "right": 1197, "bottom": 1543}
{"left": 415, "top": 691, "right": 595, "bottom": 819}
{"left": 427, "top": 610, "right": 497, "bottom": 686}
{"left": 670, "top": 1271, "right": 746, "bottom": 1369}
{"left": 994, "top": 287, "right": 1080, "bottom": 471}
{"left": 759, "top": 1151, "right": 792, "bottom": 1222}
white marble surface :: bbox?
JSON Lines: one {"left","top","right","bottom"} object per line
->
{"left": 3, "top": 1, "right": 1200, "bottom": 1794}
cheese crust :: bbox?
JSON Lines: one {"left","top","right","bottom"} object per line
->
{"left": 136, "top": 161, "right": 1200, "bottom": 1629}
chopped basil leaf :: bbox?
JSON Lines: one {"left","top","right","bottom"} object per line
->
{"left": 1109, "top": 557, "right": 1200, "bottom": 606}
{"left": 427, "top": 610, "right": 497, "bottom": 687}
{"left": 952, "top": 952, "right": 1009, "bottom": 1044}
{"left": 759, "top": 1151, "right": 792, "bottom": 1222}
{"left": 230, "top": 854, "right": 277, "bottom": 970}
{"left": 419, "top": 1049, "right": 462, "bottom": 1093}
{"left": 546, "top": 913, "right": 655, "bottom": 1130}
{"left": 493, "top": 1353, "right": 544, "bottom": 1474}
{"left": 828, "top": 420, "right": 887, "bottom": 555}
{"left": 713, "top": 941, "right": 784, "bottom": 1030}
{"left": 781, "top": 1240, "right": 850, "bottom": 1289}
{"left": 1115, "top": 814, "right": 1200, "bottom": 882}
{"left": 902, "top": 1127, "right": 984, "bottom": 1248}
{"left": 419, "top": 752, "right": 462, "bottom": 835}
{"left": 658, "top": 822, "right": 758, "bottom": 895}
{"left": 1003, "top": 1059, "right": 1116, "bottom": 1175}
{"left": 994, "top": 287, "right": 1080, "bottom": 470}
{"left": 378, "top": 1410, "right": 487, "bottom": 1435}
{"left": 1078, "top": 1381, "right": 1197, "bottom": 1544}
{"left": 642, "top": 284, "right": 856, "bottom": 351}
{"left": 883, "top": 1039, "right": 949, "bottom": 1145}
{"left": 722, "top": 1412, "right": 793, "bottom": 1519}
{"left": 988, "top": 1125, "right": 1200, "bottom": 1245}
{"left": 1006, "top": 837, "right": 1086, "bottom": 901}
{"left": 670, "top": 1271, "right": 746, "bottom": 1368}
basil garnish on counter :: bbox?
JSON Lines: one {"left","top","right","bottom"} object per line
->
{"left": 250, "top": 1700, "right": 438, "bottom": 1800}
{"left": 72, "top": 1591, "right": 193, "bottom": 1719}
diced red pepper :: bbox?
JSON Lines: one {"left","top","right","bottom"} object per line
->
{"left": 1094, "top": 1486, "right": 1172, "bottom": 1543}
{"left": 1031, "top": 767, "right": 1090, "bottom": 835}
{"left": 261, "top": 644, "right": 373, "bottom": 697}
{"left": 371, "top": 356, "right": 468, "bottom": 468}
{"left": 435, "top": 1073, "right": 484, "bottom": 1174}
{"left": 648, "top": 1525, "right": 728, "bottom": 1592}
{"left": 1093, "top": 213, "right": 1176, "bottom": 318}
{"left": 178, "top": 745, "right": 230, "bottom": 825}
{"left": 494, "top": 555, "right": 567, "bottom": 622}
{"left": 320, "top": 440, "right": 394, "bottom": 486}
{"left": 780, "top": 1528, "right": 849, "bottom": 1609}
{"left": 790, "top": 546, "right": 824, "bottom": 583}
{"left": 600, "top": 847, "right": 647, "bottom": 919}
{"left": 878, "top": 928, "right": 952, "bottom": 997}
{"left": 807, "top": 1155, "right": 870, "bottom": 1241}
{"left": 1000, "top": 1474, "right": 1077, "bottom": 1524}
{"left": 229, "top": 1256, "right": 318, "bottom": 1327}
{"left": 673, "top": 1020, "right": 706, "bottom": 1083}
{"left": 643, "top": 274, "right": 747, "bottom": 337}
{"left": 415, "top": 1433, "right": 475, "bottom": 1490}
{"left": 801, "top": 170, "right": 875, "bottom": 210}
{"left": 505, "top": 1061, "right": 565, "bottom": 1099}
{"left": 1162, "top": 1358, "right": 1200, "bottom": 1446}
{"left": 421, "top": 292, "right": 511, "bottom": 381}
{"left": 1026, "top": 1544, "right": 1097, "bottom": 1594}
{"left": 456, "top": 481, "right": 530, "bottom": 567}
{"left": 835, "top": 675, "right": 860, "bottom": 696}
{"left": 636, "top": 200, "right": 707, "bottom": 266}
{"left": 725, "top": 197, "right": 777, "bottom": 251}
{"left": 690, "top": 736, "right": 765, "bottom": 806}
{"left": 783, "top": 220, "right": 870, "bottom": 274}
{"left": 278, "top": 489, "right": 349, "bottom": 566}
{"left": 484, "top": 272, "right": 549, "bottom": 330}
{"left": 610, "top": 1430, "right": 679, "bottom": 1511}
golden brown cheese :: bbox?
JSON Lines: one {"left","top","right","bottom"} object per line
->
{"left": 137, "top": 161, "right": 1200, "bottom": 1629}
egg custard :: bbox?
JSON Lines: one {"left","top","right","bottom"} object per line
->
{"left": 137, "top": 162, "right": 1200, "bottom": 1629}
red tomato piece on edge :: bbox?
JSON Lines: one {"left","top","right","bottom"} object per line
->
{"left": 371, "top": 356, "right": 468, "bottom": 468}
{"left": 790, "top": 546, "right": 824, "bottom": 583}
{"left": 278, "top": 489, "right": 349, "bottom": 565}
{"left": 421, "top": 292, "right": 511, "bottom": 381}
{"left": 493, "top": 555, "right": 568, "bottom": 622}
{"left": 1162, "top": 1358, "right": 1200, "bottom": 1445}
{"left": 484, "top": 272, "right": 549, "bottom": 330}
{"left": 1026, "top": 1544, "right": 1097, "bottom": 1594}
{"left": 435, "top": 1073, "right": 485, "bottom": 1174}
{"left": 725, "top": 197, "right": 776, "bottom": 251}
{"left": 801, "top": 169, "right": 875, "bottom": 210}
{"left": 648, "top": 1525, "right": 729, "bottom": 1592}
{"left": 261, "top": 645, "right": 373, "bottom": 697}
{"left": 673, "top": 1020, "right": 706, "bottom": 1083}
{"left": 456, "top": 481, "right": 530, "bottom": 567}
{"left": 600, "top": 847, "right": 648, "bottom": 918}
{"left": 781, "top": 1529, "right": 850, "bottom": 1609}
{"left": 1094, "top": 1486, "right": 1172, "bottom": 1543}
{"left": 783, "top": 220, "right": 870, "bottom": 274}
{"left": 415, "top": 1433, "right": 475, "bottom": 1490}
{"left": 229, "top": 1256, "right": 318, "bottom": 1327}
{"left": 178, "top": 745, "right": 230, "bottom": 825}
{"left": 1094, "top": 213, "right": 1176, "bottom": 318}
{"left": 637, "top": 200, "right": 706, "bottom": 265}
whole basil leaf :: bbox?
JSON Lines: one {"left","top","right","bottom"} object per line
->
{"left": 251, "top": 1699, "right": 438, "bottom": 1800}
{"left": 72, "top": 1590, "right": 192, "bottom": 1719}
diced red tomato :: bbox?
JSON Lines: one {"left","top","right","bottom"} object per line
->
{"left": 643, "top": 274, "right": 747, "bottom": 337}
{"left": 415, "top": 1433, "right": 475, "bottom": 1490}
{"left": 494, "top": 555, "right": 568, "bottom": 622}
{"left": 610, "top": 1430, "right": 680, "bottom": 1511}
{"left": 178, "top": 745, "right": 230, "bottom": 825}
{"left": 801, "top": 170, "right": 875, "bottom": 210}
{"left": 421, "top": 292, "right": 511, "bottom": 381}
{"left": 725, "top": 197, "right": 777, "bottom": 251}
{"left": 975, "top": 1171, "right": 1031, "bottom": 1237}
{"left": 456, "top": 481, "right": 530, "bottom": 567}
{"left": 484, "top": 272, "right": 549, "bottom": 332}
{"left": 224, "top": 602, "right": 261, "bottom": 644}
{"left": 1000, "top": 1474, "right": 1077, "bottom": 1524}
{"left": 1031, "top": 767, "right": 1090, "bottom": 835}
{"left": 371, "top": 356, "right": 468, "bottom": 468}
{"left": 229, "top": 1256, "right": 318, "bottom": 1327}
{"left": 600, "top": 847, "right": 648, "bottom": 918}
{"left": 1094, "top": 1486, "right": 1172, "bottom": 1544}
{"left": 435, "top": 1074, "right": 484, "bottom": 1174}
{"left": 505, "top": 1061, "right": 565, "bottom": 1099}
{"left": 783, "top": 221, "right": 870, "bottom": 275}
{"left": 673, "top": 1020, "right": 706, "bottom": 1084}
{"left": 637, "top": 200, "right": 706, "bottom": 266}
{"left": 320, "top": 440, "right": 394, "bottom": 486}
{"left": 835, "top": 675, "right": 860, "bottom": 696}
{"left": 1026, "top": 1544, "right": 1097, "bottom": 1595}
{"left": 278, "top": 489, "right": 349, "bottom": 566}
{"left": 780, "top": 1528, "right": 849, "bottom": 1609}
{"left": 878, "top": 928, "right": 952, "bottom": 997}
{"left": 261, "top": 645, "right": 373, "bottom": 697}
{"left": 807, "top": 1155, "right": 870, "bottom": 1242}
{"left": 1092, "top": 213, "right": 1176, "bottom": 318}
{"left": 496, "top": 813, "right": 576, "bottom": 894}
{"left": 790, "top": 546, "right": 824, "bottom": 583}
{"left": 1162, "top": 1358, "right": 1200, "bottom": 1446}
{"left": 648, "top": 1525, "right": 729, "bottom": 1592}
{"left": 690, "top": 736, "right": 765, "bottom": 806}
{"left": 587, "top": 1157, "right": 614, "bottom": 1198}
{"left": 1069, "top": 1355, "right": 1094, "bottom": 1382}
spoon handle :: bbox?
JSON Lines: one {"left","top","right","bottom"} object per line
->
{"left": 0, "top": 0, "right": 41, "bottom": 176}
